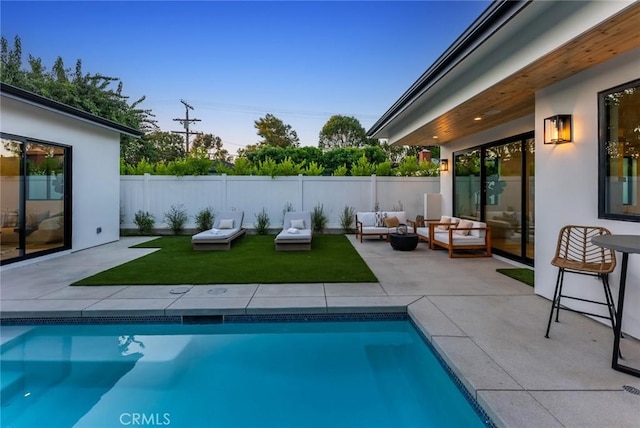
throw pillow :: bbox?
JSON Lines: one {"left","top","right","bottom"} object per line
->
{"left": 219, "top": 219, "right": 234, "bottom": 229}
{"left": 436, "top": 215, "right": 451, "bottom": 231}
{"left": 375, "top": 212, "right": 387, "bottom": 227}
{"left": 453, "top": 219, "right": 474, "bottom": 236}
{"left": 290, "top": 219, "right": 305, "bottom": 229}
{"left": 384, "top": 216, "right": 400, "bottom": 228}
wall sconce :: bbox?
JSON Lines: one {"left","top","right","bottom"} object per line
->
{"left": 544, "top": 115, "right": 572, "bottom": 144}
{"left": 440, "top": 159, "right": 449, "bottom": 172}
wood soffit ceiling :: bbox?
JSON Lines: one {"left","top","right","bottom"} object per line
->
{"left": 397, "top": 3, "right": 640, "bottom": 147}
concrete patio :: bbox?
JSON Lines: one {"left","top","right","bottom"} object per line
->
{"left": 1, "top": 236, "right": 639, "bottom": 427}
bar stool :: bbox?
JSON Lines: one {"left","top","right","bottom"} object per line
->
{"left": 545, "top": 225, "right": 617, "bottom": 338}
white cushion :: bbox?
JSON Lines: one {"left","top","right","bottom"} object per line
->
{"left": 453, "top": 219, "right": 474, "bottom": 236}
{"left": 358, "top": 212, "right": 376, "bottom": 227}
{"left": 384, "top": 211, "right": 407, "bottom": 224}
{"left": 219, "top": 219, "right": 234, "bottom": 229}
{"left": 290, "top": 219, "right": 305, "bottom": 229}
{"left": 416, "top": 227, "right": 430, "bottom": 239}
{"left": 436, "top": 215, "right": 451, "bottom": 231}
{"left": 433, "top": 232, "right": 486, "bottom": 246}
{"left": 470, "top": 221, "right": 487, "bottom": 238}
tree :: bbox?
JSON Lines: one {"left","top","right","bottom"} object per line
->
{"left": 318, "top": 115, "right": 368, "bottom": 150}
{"left": 1, "top": 35, "right": 157, "bottom": 160}
{"left": 191, "top": 133, "right": 231, "bottom": 162}
{"left": 122, "top": 131, "right": 185, "bottom": 165}
{"left": 254, "top": 113, "right": 299, "bottom": 148}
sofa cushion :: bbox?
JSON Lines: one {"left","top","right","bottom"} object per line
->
{"left": 374, "top": 212, "right": 387, "bottom": 227}
{"left": 453, "top": 219, "right": 474, "bottom": 236}
{"left": 358, "top": 212, "right": 376, "bottom": 227}
{"left": 433, "top": 231, "right": 486, "bottom": 246}
{"left": 469, "top": 221, "right": 487, "bottom": 238}
{"left": 384, "top": 216, "right": 400, "bottom": 228}
{"left": 436, "top": 215, "right": 451, "bottom": 231}
{"left": 384, "top": 211, "right": 407, "bottom": 224}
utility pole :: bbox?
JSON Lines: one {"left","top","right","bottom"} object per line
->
{"left": 172, "top": 100, "right": 202, "bottom": 153}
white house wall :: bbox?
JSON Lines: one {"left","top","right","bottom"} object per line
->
{"left": 1, "top": 97, "right": 121, "bottom": 252}
{"left": 536, "top": 46, "right": 640, "bottom": 339}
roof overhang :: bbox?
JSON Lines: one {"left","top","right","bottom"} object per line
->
{"left": 0, "top": 83, "right": 143, "bottom": 138}
{"left": 368, "top": 0, "right": 640, "bottom": 146}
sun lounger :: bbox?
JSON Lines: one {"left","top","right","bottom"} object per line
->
{"left": 191, "top": 211, "right": 245, "bottom": 250}
{"left": 275, "top": 211, "right": 312, "bottom": 251}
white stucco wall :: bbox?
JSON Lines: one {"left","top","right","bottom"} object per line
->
{"left": 1, "top": 96, "right": 122, "bottom": 252}
{"left": 535, "top": 47, "right": 640, "bottom": 338}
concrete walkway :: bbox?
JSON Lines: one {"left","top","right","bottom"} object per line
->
{"left": 1, "top": 236, "right": 639, "bottom": 427}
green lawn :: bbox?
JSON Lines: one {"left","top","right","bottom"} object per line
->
{"left": 72, "top": 234, "right": 378, "bottom": 285}
{"left": 496, "top": 268, "right": 534, "bottom": 287}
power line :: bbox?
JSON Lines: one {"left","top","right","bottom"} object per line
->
{"left": 171, "top": 99, "right": 203, "bottom": 153}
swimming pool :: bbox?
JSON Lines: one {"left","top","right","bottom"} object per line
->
{"left": 1, "top": 318, "right": 491, "bottom": 427}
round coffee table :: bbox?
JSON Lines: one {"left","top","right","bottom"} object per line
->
{"left": 389, "top": 232, "right": 419, "bottom": 251}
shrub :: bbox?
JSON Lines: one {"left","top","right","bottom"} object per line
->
{"left": 340, "top": 205, "right": 356, "bottom": 233}
{"left": 311, "top": 203, "right": 328, "bottom": 233}
{"left": 231, "top": 157, "right": 253, "bottom": 175}
{"left": 350, "top": 155, "right": 374, "bottom": 176}
{"left": 254, "top": 157, "right": 278, "bottom": 178}
{"left": 134, "top": 210, "right": 155, "bottom": 235}
{"left": 332, "top": 164, "right": 348, "bottom": 176}
{"left": 195, "top": 207, "right": 215, "bottom": 232}
{"left": 396, "top": 156, "right": 419, "bottom": 176}
{"left": 276, "top": 157, "right": 304, "bottom": 176}
{"left": 375, "top": 160, "right": 393, "bottom": 176}
{"left": 303, "top": 161, "right": 325, "bottom": 176}
{"left": 164, "top": 204, "right": 188, "bottom": 235}
{"left": 254, "top": 208, "right": 270, "bottom": 235}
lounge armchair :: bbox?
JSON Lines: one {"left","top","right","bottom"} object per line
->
{"left": 275, "top": 211, "right": 312, "bottom": 251}
{"left": 428, "top": 216, "right": 492, "bottom": 258}
{"left": 191, "top": 211, "right": 245, "bottom": 250}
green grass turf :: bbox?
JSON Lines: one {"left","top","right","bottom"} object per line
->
{"left": 496, "top": 268, "right": 534, "bottom": 287}
{"left": 72, "top": 234, "right": 378, "bottom": 285}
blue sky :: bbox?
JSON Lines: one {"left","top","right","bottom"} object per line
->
{"left": 1, "top": 1, "right": 490, "bottom": 154}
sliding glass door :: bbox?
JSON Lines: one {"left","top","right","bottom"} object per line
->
{"left": 1, "top": 134, "right": 70, "bottom": 265}
{"left": 453, "top": 132, "right": 535, "bottom": 265}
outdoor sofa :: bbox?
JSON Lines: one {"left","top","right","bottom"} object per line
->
{"left": 191, "top": 211, "right": 245, "bottom": 250}
{"left": 275, "top": 211, "right": 312, "bottom": 251}
{"left": 355, "top": 211, "right": 407, "bottom": 242}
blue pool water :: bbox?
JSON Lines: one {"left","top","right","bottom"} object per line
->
{"left": 1, "top": 320, "right": 489, "bottom": 428}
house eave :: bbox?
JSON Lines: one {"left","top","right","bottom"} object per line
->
{"left": 0, "top": 82, "right": 143, "bottom": 138}
{"left": 367, "top": 0, "right": 532, "bottom": 139}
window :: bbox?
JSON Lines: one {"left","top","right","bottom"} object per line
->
{"left": 599, "top": 79, "right": 640, "bottom": 222}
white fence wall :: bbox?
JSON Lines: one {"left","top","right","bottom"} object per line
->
{"left": 120, "top": 174, "right": 440, "bottom": 230}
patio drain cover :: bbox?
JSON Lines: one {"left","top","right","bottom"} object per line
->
{"left": 622, "top": 385, "right": 640, "bottom": 396}
{"left": 170, "top": 286, "right": 190, "bottom": 295}
{"left": 208, "top": 288, "right": 228, "bottom": 295}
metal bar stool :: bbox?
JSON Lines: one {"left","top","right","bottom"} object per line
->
{"left": 545, "top": 225, "right": 617, "bottom": 338}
